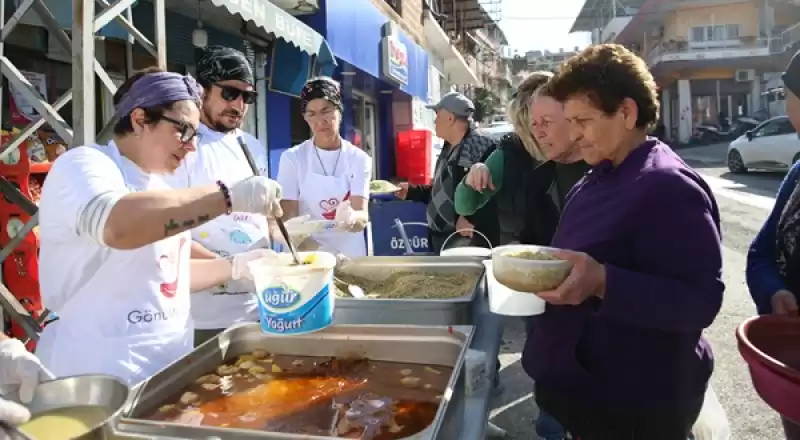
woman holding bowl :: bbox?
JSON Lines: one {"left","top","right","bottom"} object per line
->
{"left": 522, "top": 44, "right": 724, "bottom": 439}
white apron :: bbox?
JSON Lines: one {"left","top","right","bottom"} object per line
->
{"left": 36, "top": 143, "right": 193, "bottom": 386}
{"left": 297, "top": 140, "right": 366, "bottom": 257}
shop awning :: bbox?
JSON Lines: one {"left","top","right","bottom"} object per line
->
{"left": 209, "top": 0, "right": 328, "bottom": 57}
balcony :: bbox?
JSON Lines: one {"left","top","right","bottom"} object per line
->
{"left": 646, "top": 37, "right": 771, "bottom": 67}
{"left": 777, "top": 22, "right": 800, "bottom": 52}
{"left": 382, "top": 0, "right": 402, "bottom": 14}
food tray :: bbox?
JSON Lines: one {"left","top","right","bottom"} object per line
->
{"left": 116, "top": 323, "right": 473, "bottom": 440}
{"left": 334, "top": 256, "right": 485, "bottom": 326}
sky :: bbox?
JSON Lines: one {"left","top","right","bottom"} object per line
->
{"left": 492, "top": 0, "right": 592, "bottom": 54}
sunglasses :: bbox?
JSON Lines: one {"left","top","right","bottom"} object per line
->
{"left": 159, "top": 115, "right": 198, "bottom": 143}
{"left": 217, "top": 84, "right": 257, "bottom": 104}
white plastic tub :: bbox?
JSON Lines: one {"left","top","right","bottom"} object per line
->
{"left": 484, "top": 260, "right": 546, "bottom": 316}
{"left": 491, "top": 244, "right": 572, "bottom": 293}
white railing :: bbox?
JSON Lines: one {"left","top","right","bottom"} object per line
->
{"left": 646, "top": 37, "right": 771, "bottom": 65}
{"left": 778, "top": 22, "right": 800, "bottom": 50}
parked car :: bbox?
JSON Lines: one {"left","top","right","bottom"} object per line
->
{"left": 727, "top": 116, "right": 800, "bottom": 173}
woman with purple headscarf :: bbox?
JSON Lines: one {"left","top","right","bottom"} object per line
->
{"left": 33, "top": 69, "right": 284, "bottom": 386}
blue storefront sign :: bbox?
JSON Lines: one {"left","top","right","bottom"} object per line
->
{"left": 369, "top": 199, "right": 431, "bottom": 256}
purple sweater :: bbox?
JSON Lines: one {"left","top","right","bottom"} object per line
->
{"left": 522, "top": 139, "right": 724, "bottom": 410}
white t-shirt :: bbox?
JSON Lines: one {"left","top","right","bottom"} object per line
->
{"left": 277, "top": 140, "right": 372, "bottom": 202}
{"left": 38, "top": 145, "right": 169, "bottom": 315}
{"left": 166, "top": 125, "right": 269, "bottom": 330}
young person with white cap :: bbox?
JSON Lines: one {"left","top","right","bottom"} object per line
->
{"left": 34, "top": 70, "right": 283, "bottom": 385}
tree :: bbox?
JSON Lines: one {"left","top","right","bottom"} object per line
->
{"left": 473, "top": 88, "right": 496, "bottom": 123}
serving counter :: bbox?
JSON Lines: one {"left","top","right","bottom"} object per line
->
{"left": 110, "top": 255, "right": 505, "bottom": 440}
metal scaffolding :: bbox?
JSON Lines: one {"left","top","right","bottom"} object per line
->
{"left": 0, "top": 0, "right": 168, "bottom": 342}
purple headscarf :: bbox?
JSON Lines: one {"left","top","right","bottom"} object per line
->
{"left": 113, "top": 72, "right": 203, "bottom": 120}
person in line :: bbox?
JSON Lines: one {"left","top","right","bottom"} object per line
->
{"left": 455, "top": 71, "right": 586, "bottom": 440}
{"left": 746, "top": 49, "right": 800, "bottom": 439}
{"left": 165, "top": 46, "right": 274, "bottom": 347}
{"left": 35, "top": 71, "right": 283, "bottom": 385}
{"left": 276, "top": 77, "right": 372, "bottom": 258}
{"left": 524, "top": 44, "right": 724, "bottom": 439}
{"left": 394, "top": 92, "right": 496, "bottom": 253}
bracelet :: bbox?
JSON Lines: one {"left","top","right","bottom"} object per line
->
{"left": 216, "top": 180, "right": 233, "bottom": 214}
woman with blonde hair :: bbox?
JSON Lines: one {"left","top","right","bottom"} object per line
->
{"left": 455, "top": 70, "right": 588, "bottom": 249}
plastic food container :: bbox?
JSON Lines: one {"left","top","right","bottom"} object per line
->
{"left": 490, "top": 245, "right": 572, "bottom": 293}
{"left": 737, "top": 315, "right": 800, "bottom": 427}
{"left": 484, "top": 260, "right": 546, "bottom": 316}
{"left": 248, "top": 251, "right": 338, "bottom": 336}
{"left": 439, "top": 247, "right": 492, "bottom": 258}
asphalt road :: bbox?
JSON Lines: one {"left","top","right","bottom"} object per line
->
{"left": 487, "top": 143, "right": 787, "bottom": 440}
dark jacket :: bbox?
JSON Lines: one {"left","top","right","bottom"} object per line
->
{"left": 747, "top": 160, "right": 800, "bottom": 314}
{"left": 468, "top": 133, "right": 588, "bottom": 247}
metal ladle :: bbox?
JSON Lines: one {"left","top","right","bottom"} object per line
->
{"left": 236, "top": 136, "right": 301, "bottom": 265}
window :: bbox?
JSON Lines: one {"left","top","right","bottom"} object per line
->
{"left": 689, "top": 24, "right": 741, "bottom": 44}
{"left": 383, "top": 0, "right": 402, "bottom": 14}
{"left": 754, "top": 118, "right": 793, "bottom": 137}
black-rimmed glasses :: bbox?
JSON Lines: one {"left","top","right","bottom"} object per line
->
{"left": 159, "top": 115, "right": 198, "bottom": 143}
{"left": 217, "top": 84, "right": 258, "bottom": 104}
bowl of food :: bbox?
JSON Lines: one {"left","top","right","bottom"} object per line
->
{"left": 490, "top": 245, "right": 572, "bottom": 293}
{"left": 20, "top": 374, "right": 130, "bottom": 440}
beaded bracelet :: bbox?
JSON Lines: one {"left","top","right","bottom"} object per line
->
{"left": 216, "top": 180, "right": 233, "bottom": 214}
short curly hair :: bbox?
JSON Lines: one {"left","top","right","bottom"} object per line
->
{"left": 546, "top": 44, "right": 659, "bottom": 131}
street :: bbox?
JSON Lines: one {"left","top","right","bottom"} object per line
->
{"left": 487, "top": 142, "right": 787, "bottom": 440}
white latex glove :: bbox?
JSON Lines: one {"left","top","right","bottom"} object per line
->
{"left": 231, "top": 249, "right": 280, "bottom": 280}
{"left": 0, "top": 338, "right": 55, "bottom": 404}
{"left": 0, "top": 397, "right": 30, "bottom": 426}
{"left": 335, "top": 201, "right": 368, "bottom": 232}
{"left": 228, "top": 176, "right": 283, "bottom": 218}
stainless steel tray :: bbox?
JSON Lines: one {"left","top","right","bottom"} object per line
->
{"left": 334, "top": 256, "right": 486, "bottom": 326}
{"left": 117, "top": 323, "right": 474, "bottom": 440}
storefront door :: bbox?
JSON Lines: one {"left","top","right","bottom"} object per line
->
{"left": 352, "top": 90, "right": 380, "bottom": 172}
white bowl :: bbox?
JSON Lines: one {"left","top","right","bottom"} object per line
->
{"left": 484, "top": 261, "right": 546, "bottom": 316}
{"left": 490, "top": 245, "right": 572, "bottom": 293}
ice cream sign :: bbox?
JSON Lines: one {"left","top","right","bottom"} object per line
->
{"left": 381, "top": 22, "right": 409, "bottom": 85}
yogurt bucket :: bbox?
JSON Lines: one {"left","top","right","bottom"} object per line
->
{"left": 484, "top": 260, "right": 546, "bottom": 316}
{"left": 248, "top": 251, "right": 338, "bottom": 335}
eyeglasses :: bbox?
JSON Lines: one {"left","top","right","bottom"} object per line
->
{"left": 159, "top": 115, "right": 198, "bottom": 143}
{"left": 304, "top": 108, "right": 337, "bottom": 121}
{"left": 216, "top": 84, "right": 257, "bottom": 105}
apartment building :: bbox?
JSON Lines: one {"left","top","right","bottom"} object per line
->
{"left": 524, "top": 48, "right": 581, "bottom": 72}
{"left": 572, "top": 0, "right": 800, "bottom": 143}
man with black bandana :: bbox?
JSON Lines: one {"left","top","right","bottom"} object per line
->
{"left": 167, "top": 45, "right": 271, "bottom": 346}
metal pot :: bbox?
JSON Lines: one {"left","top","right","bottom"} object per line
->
{"left": 23, "top": 375, "right": 130, "bottom": 440}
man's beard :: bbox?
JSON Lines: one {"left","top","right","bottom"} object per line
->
{"left": 206, "top": 109, "right": 242, "bottom": 133}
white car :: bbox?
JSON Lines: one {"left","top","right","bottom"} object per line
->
{"left": 727, "top": 115, "right": 800, "bottom": 173}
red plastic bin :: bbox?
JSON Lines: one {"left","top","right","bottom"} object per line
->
{"left": 737, "top": 315, "right": 800, "bottom": 433}
{"left": 396, "top": 130, "right": 432, "bottom": 185}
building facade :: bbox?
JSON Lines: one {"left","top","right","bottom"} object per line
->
{"left": 573, "top": 0, "right": 800, "bottom": 143}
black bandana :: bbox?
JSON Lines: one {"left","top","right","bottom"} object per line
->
{"left": 300, "top": 77, "right": 342, "bottom": 113}
{"left": 196, "top": 45, "right": 254, "bottom": 86}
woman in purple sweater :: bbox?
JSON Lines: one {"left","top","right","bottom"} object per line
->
{"left": 523, "top": 44, "right": 725, "bottom": 439}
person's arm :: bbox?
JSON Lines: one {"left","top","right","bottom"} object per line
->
{"left": 600, "top": 169, "right": 724, "bottom": 332}
{"left": 190, "top": 258, "right": 233, "bottom": 292}
{"left": 276, "top": 150, "right": 300, "bottom": 219}
{"left": 40, "top": 147, "right": 228, "bottom": 251}
{"left": 349, "top": 150, "right": 373, "bottom": 214}
{"left": 746, "top": 163, "right": 800, "bottom": 314}
{"left": 191, "top": 241, "right": 218, "bottom": 259}
{"left": 455, "top": 149, "right": 504, "bottom": 217}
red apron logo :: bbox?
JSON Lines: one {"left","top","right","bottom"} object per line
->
{"left": 319, "top": 191, "right": 351, "bottom": 220}
{"left": 158, "top": 237, "right": 187, "bottom": 298}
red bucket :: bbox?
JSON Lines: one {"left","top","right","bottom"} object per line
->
{"left": 736, "top": 315, "right": 800, "bottom": 425}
